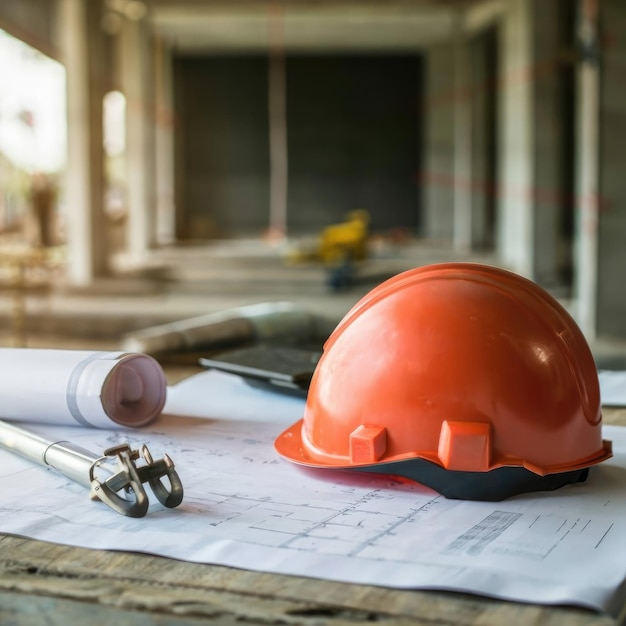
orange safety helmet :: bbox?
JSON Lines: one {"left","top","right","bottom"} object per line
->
{"left": 275, "top": 263, "right": 613, "bottom": 500}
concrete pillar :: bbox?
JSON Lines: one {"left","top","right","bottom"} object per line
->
{"left": 422, "top": 43, "right": 456, "bottom": 241}
{"left": 532, "top": 1, "right": 566, "bottom": 287}
{"left": 469, "top": 29, "right": 498, "bottom": 250}
{"left": 498, "top": 0, "right": 567, "bottom": 283}
{"left": 120, "top": 14, "right": 155, "bottom": 263}
{"left": 588, "top": 0, "right": 626, "bottom": 339}
{"left": 267, "top": 3, "right": 288, "bottom": 238}
{"left": 497, "top": 0, "right": 534, "bottom": 277}
{"left": 453, "top": 29, "right": 473, "bottom": 253}
{"left": 57, "top": 0, "right": 108, "bottom": 284}
{"left": 573, "top": 0, "right": 599, "bottom": 339}
{"left": 423, "top": 27, "right": 497, "bottom": 251}
{"left": 154, "top": 36, "right": 176, "bottom": 245}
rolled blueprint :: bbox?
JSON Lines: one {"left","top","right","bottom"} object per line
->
{"left": 0, "top": 349, "right": 167, "bottom": 428}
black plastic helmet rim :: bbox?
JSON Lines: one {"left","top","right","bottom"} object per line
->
{"left": 349, "top": 458, "right": 590, "bottom": 501}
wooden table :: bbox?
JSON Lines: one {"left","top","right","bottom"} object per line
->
{"left": 0, "top": 367, "right": 623, "bottom": 625}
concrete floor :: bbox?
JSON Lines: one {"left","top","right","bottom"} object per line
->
{"left": 0, "top": 237, "right": 491, "bottom": 347}
{"left": 2, "top": 237, "right": 625, "bottom": 368}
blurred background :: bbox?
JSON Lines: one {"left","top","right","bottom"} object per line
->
{"left": 0, "top": 0, "right": 623, "bottom": 366}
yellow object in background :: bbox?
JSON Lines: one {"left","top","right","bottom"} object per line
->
{"left": 318, "top": 209, "right": 370, "bottom": 265}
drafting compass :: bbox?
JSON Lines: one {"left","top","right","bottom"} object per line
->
{"left": 0, "top": 419, "right": 184, "bottom": 518}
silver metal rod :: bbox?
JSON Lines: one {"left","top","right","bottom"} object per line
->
{"left": 0, "top": 419, "right": 97, "bottom": 487}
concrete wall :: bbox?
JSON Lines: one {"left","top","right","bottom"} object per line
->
{"left": 174, "top": 54, "right": 422, "bottom": 239}
{"left": 286, "top": 55, "right": 422, "bottom": 235}
{"left": 173, "top": 56, "right": 271, "bottom": 239}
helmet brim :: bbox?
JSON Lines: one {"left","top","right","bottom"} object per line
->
{"left": 275, "top": 419, "right": 595, "bottom": 501}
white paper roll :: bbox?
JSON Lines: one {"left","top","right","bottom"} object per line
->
{"left": 0, "top": 349, "right": 167, "bottom": 428}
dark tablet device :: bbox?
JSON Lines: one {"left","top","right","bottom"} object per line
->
{"left": 199, "top": 346, "right": 321, "bottom": 397}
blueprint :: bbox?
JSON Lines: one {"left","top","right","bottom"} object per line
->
{"left": 0, "top": 369, "right": 626, "bottom": 615}
{"left": 0, "top": 348, "right": 167, "bottom": 427}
